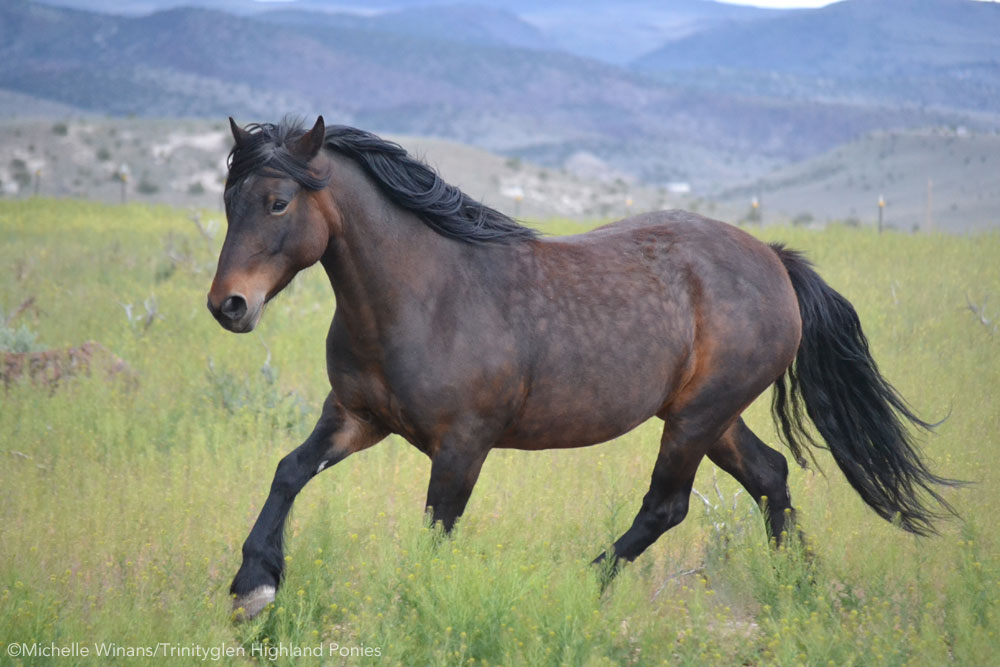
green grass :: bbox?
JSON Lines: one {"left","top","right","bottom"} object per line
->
{"left": 1, "top": 199, "right": 998, "bottom": 665}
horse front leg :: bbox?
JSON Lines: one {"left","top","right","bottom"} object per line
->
{"left": 425, "top": 440, "right": 490, "bottom": 533}
{"left": 231, "top": 394, "right": 386, "bottom": 620}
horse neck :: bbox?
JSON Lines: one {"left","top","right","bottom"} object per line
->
{"left": 317, "top": 156, "right": 486, "bottom": 339}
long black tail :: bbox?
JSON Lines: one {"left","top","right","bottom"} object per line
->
{"left": 769, "top": 244, "right": 960, "bottom": 535}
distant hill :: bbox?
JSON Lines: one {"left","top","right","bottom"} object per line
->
{"left": 0, "top": 88, "right": 85, "bottom": 119}
{"left": 0, "top": 117, "right": 679, "bottom": 221}
{"left": 716, "top": 128, "right": 1000, "bottom": 233}
{"left": 256, "top": 6, "right": 550, "bottom": 52}
{"left": 4, "top": 0, "right": 994, "bottom": 193}
{"left": 36, "top": 0, "right": 779, "bottom": 65}
{"left": 635, "top": 0, "right": 1000, "bottom": 114}
{"left": 512, "top": 0, "right": 778, "bottom": 64}
{"left": 5, "top": 116, "right": 994, "bottom": 234}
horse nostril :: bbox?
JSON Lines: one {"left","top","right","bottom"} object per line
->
{"left": 220, "top": 295, "right": 248, "bottom": 321}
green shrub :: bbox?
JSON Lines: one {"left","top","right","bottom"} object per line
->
{"left": 137, "top": 178, "right": 160, "bottom": 195}
{"left": 0, "top": 306, "right": 44, "bottom": 353}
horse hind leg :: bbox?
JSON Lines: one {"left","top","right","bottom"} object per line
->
{"left": 591, "top": 352, "right": 794, "bottom": 577}
{"left": 707, "top": 417, "right": 797, "bottom": 545}
{"left": 591, "top": 392, "right": 745, "bottom": 573}
{"left": 592, "top": 423, "right": 703, "bottom": 571}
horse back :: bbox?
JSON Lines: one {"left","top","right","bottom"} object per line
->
{"left": 496, "top": 210, "right": 800, "bottom": 449}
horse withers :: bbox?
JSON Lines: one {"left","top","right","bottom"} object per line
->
{"left": 208, "top": 116, "right": 958, "bottom": 620}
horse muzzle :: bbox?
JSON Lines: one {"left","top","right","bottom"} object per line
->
{"left": 207, "top": 292, "right": 263, "bottom": 333}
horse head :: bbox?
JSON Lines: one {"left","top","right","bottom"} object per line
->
{"left": 208, "top": 116, "right": 333, "bottom": 333}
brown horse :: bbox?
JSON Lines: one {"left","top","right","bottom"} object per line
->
{"left": 208, "top": 117, "right": 957, "bottom": 619}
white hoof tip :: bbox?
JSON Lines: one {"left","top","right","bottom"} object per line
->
{"left": 232, "top": 585, "right": 276, "bottom": 621}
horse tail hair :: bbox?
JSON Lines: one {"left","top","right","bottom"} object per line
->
{"left": 769, "top": 243, "right": 961, "bottom": 536}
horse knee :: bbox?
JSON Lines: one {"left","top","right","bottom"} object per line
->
{"left": 271, "top": 454, "right": 306, "bottom": 497}
{"left": 644, "top": 492, "right": 691, "bottom": 534}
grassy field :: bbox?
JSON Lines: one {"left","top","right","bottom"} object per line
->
{"left": 1, "top": 198, "right": 998, "bottom": 666}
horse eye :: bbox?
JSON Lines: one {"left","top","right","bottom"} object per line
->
{"left": 270, "top": 199, "right": 288, "bottom": 214}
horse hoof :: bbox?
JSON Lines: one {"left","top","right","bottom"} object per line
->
{"left": 232, "top": 585, "right": 276, "bottom": 621}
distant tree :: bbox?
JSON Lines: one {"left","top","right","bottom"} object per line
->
{"left": 137, "top": 178, "right": 160, "bottom": 195}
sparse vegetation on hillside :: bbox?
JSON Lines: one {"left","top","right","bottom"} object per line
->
{"left": 718, "top": 129, "right": 1000, "bottom": 233}
{"left": 0, "top": 119, "right": 683, "bottom": 220}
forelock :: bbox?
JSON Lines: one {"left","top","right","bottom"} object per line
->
{"left": 225, "top": 120, "right": 329, "bottom": 194}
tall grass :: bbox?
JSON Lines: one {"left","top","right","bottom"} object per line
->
{"left": 1, "top": 200, "right": 998, "bottom": 665}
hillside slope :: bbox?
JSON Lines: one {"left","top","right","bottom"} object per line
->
{"left": 256, "top": 6, "right": 550, "bottom": 52}
{"left": 7, "top": 0, "right": 1000, "bottom": 194}
{"left": 4, "top": 0, "right": 998, "bottom": 193}
{"left": 635, "top": 0, "right": 1000, "bottom": 113}
{"left": 36, "top": 0, "right": 778, "bottom": 64}
{"left": 0, "top": 118, "right": 680, "bottom": 220}
{"left": 717, "top": 129, "right": 1000, "bottom": 233}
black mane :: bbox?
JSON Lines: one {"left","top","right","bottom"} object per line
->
{"left": 226, "top": 120, "right": 538, "bottom": 245}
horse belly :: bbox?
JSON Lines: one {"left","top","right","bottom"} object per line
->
{"left": 494, "top": 237, "right": 697, "bottom": 450}
{"left": 497, "top": 323, "right": 693, "bottom": 451}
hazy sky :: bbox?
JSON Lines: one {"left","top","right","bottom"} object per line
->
{"left": 719, "top": 0, "right": 997, "bottom": 5}
{"left": 717, "top": 0, "right": 835, "bottom": 6}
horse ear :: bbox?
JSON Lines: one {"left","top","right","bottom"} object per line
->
{"left": 293, "top": 116, "right": 326, "bottom": 159}
{"left": 229, "top": 117, "right": 251, "bottom": 147}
